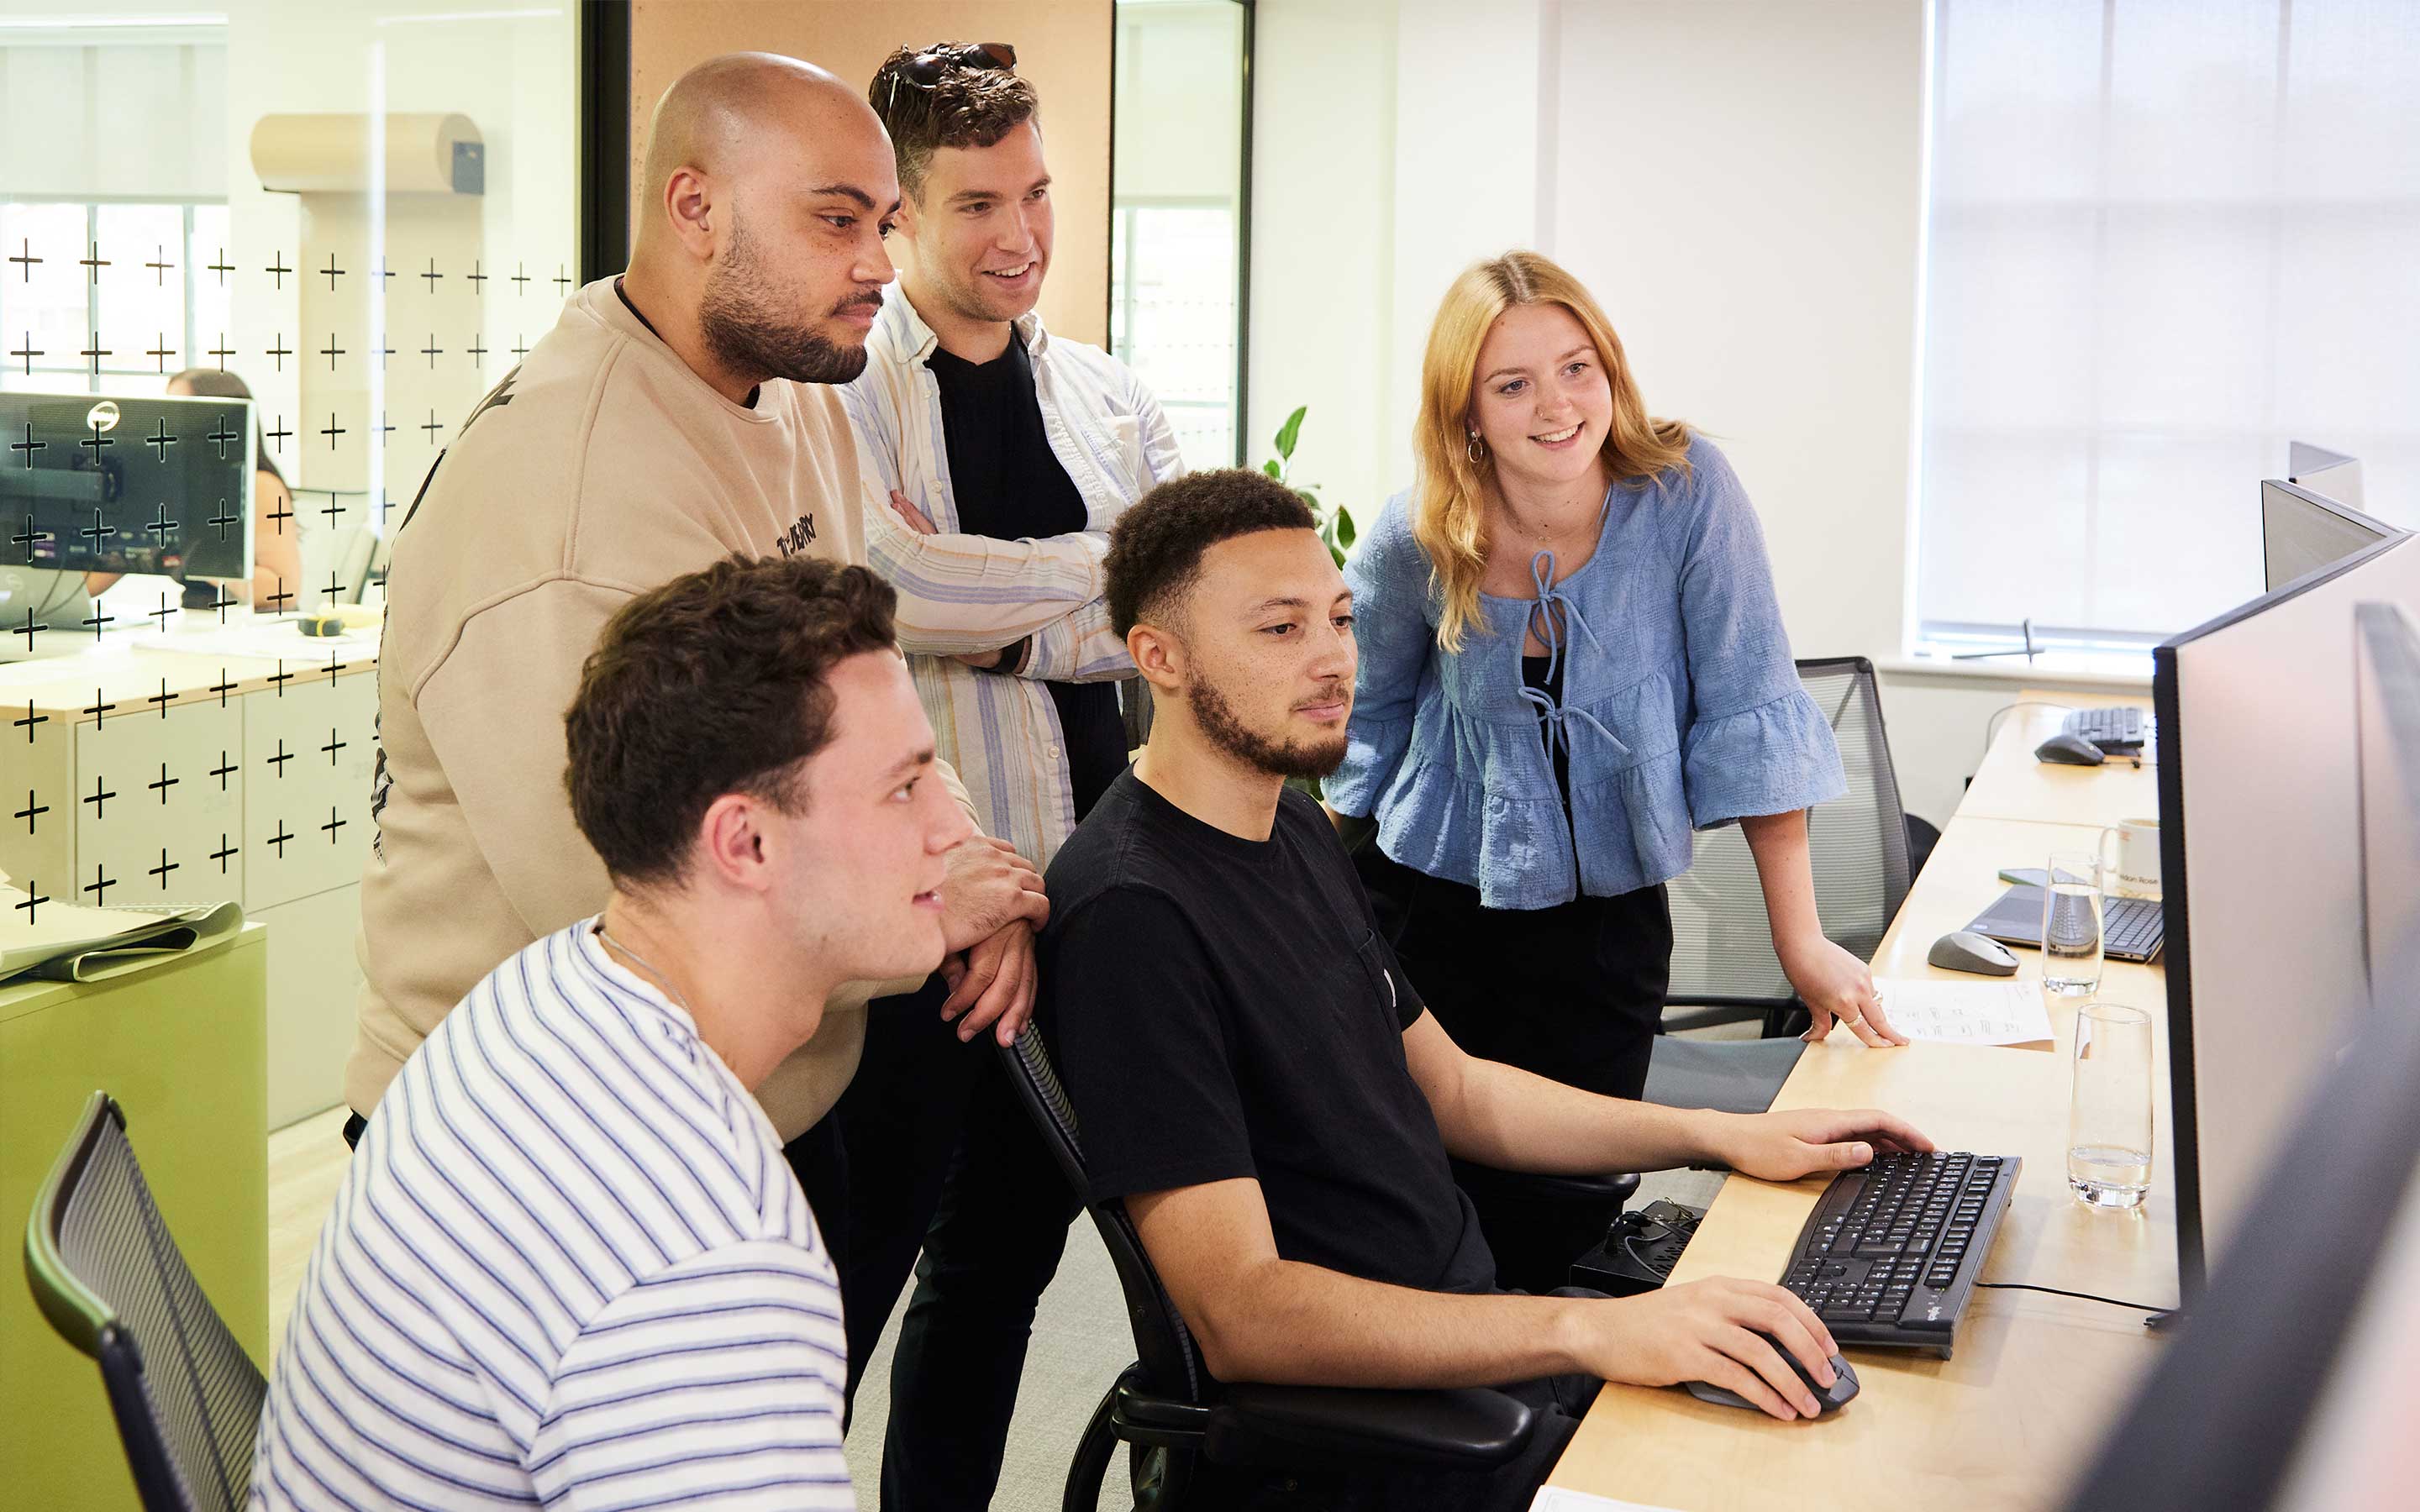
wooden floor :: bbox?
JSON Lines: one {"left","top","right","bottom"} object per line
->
{"left": 266, "top": 1105, "right": 353, "bottom": 1348}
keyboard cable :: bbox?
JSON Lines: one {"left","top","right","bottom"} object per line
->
{"left": 1976, "top": 1280, "right": 2175, "bottom": 1328}
{"left": 1980, "top": 701, "right": 2076, "bottom": 763}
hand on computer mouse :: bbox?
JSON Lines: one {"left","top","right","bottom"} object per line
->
{"left": 1686, "top": 1334, "right": 1860, "bottom": 1416}
{"left": 1586, "top": 1278, "right": 1840, "bottom": 1420}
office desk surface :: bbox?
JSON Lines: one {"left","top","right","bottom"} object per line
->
{"left": 0, "top": 625, "right": 376, "bottom": 716}
{"left": 1545, "top": 811, "right": 2175, "bottom": 1507}
{"left": 1957, "top": 691, "right": 2158, "bottom": 830}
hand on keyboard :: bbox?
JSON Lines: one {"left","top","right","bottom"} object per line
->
{"left": 1710, "top": 1107, "right": 1937, "bottom": 1184}
{"left": 1587, "top": 1278, "right": 1842, "bottom": 1421}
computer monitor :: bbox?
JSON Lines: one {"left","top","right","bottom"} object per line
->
{"left": 0, "top": 391, "right": 255, "bottom": 585}
{"left": 2062, "top": 992, "right": 2420, "bottom": 1512}
{"left": 2261, "top": 479, "right": 2401, "bottom": 594}
{"left": 2288, "top": 440, "right": 2365, "bottom": 510}
{"left": 2355, "top": 602, "right": 2420, "bottom": 1007}
{"left": 2154, "top": 530, "right": 2420, "bottom": 1297}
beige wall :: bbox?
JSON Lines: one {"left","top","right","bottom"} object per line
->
{"left": 629, "top": 0, "right": 1112, "bottom": 347}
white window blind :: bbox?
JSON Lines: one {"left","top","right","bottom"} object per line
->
{"left": 1915, "top": 0, "right": 2420, "bottom": 653}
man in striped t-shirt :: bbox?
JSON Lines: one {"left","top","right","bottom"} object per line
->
{"left": 250, "top": 556, "right": 971, "bottom": 1509}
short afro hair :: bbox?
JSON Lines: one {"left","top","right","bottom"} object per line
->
{"left": 1106, "top": 470, "right": 1318, "bottom": 638}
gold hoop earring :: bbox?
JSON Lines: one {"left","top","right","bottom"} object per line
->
{"left": 1466, "top": 432, "right": 1486, "bottom": 465}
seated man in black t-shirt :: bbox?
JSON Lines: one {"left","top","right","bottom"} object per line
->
{"left": 1039, "top": 470, "right": 1935, "bottom": 1510}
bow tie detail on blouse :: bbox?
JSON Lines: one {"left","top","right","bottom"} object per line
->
{"left": 1517, "top": 548, "right": 1630, "bottom": 764}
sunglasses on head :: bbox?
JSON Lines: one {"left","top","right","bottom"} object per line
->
{"left": 885, "top": 41, "right": 1018, "bottom": 113}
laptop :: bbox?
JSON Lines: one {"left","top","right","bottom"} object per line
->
{"left": 1966, "top": 883, "right": 2165, "bottom": 963}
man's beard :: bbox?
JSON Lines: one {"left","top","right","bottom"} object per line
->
{"left": 698, "top": 218, "right": 873, "bottom": 386}
{"left": 1188, "top": 672, "right": 1348, "bottom": 780}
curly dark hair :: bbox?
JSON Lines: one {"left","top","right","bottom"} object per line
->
{"left": 869, "top": 41, "right": 1039, "bottom": 202}
{"left": 565, "top": 554, "right": 899, "bottom": 889}
{"left": 1106, "top": 470, "right": 1318, "bottom": 638}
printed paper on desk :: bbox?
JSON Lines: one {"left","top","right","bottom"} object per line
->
{"left": 1872, "top": 978, "right": 2055, "bottom": 1047}
{"left": 1531, "top": 1488, "right": 1686, "bottom": 1512}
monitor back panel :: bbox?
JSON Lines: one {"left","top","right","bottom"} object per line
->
{"left": 2171, "top": 533, "right": 2420, "bottom": 1274}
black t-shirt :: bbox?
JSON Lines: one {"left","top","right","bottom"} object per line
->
{"left": 925, "top": 330, "right": 1126, "bottom": 820}
{"left": 1039, "top": 767, "right": 1497, "bottom": 1295}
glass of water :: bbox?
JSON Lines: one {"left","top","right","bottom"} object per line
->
{"left": 2069, "top": 1001, "right": 2154, "bottom": 1210}
{"left": 2040, "top": 850, "right": 2105, "bottom": 997}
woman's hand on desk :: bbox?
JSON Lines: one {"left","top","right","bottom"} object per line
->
{"left": 1780, "top": 935, "right": 1907, "bottom": 1047}
{"left": 1707, "top": 1107, "right": 1935, "bottom": 1184}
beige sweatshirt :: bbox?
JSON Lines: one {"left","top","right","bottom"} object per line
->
{"left": 349, "top": 278, "right": 969, "bottom": 1142}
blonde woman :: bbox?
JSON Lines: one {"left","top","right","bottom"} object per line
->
{"left": 1327, "top": 250, "right": 1902, "bottom": 1293}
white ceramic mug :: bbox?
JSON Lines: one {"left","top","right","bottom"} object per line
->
{"left": 2099, "top": 817, "right": 2160, "bottom": 899}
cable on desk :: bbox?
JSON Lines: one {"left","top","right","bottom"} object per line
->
{"left": 1981, "top": 700, "right": 2076, "bottom": 760}
{"left": 1977, "top": 1280, "right": 2170, "bottom": 1326}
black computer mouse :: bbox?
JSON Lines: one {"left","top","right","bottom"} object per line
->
{"left": 1683, "top": 1336, "right": 1860, "bottom": 1416}
{"left": 2034, "top": 732, "right": 2107, "bottom": 766}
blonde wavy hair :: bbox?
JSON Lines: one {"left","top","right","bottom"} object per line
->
{"left": 1413, "top": 250, "right": 1692, "bottom": 651}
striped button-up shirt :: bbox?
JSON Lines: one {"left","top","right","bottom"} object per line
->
{"left": 841, "top": 294, "right": 1183, "bottom": 864}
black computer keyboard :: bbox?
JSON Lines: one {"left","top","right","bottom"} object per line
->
{"left": 1779, "top": 1150, "right": 2020, "bottom": 1359}
{"left": 2063, "top": 706, "right": 2148, "bottom": 752}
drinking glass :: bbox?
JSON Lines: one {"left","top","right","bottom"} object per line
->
{"left": 2041, "top": 850, "right": 2105, "bottom": 998}
{"left": 2069, "top": 1001, "right": 2154, "bottom": 1210}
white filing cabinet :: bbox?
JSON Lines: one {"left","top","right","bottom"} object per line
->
{"left": 0, "top": 639, "right": 378, "bottom": 1127}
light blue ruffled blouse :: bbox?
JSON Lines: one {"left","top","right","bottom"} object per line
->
{"left": 1327, "top": 435, "right": 1846, "bottom": 911}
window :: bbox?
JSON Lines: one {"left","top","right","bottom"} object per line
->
{"left": 1912, "top": 0, "right": 2420, "bottom": 662}
{"left": 1109, "top": 0, "right": 1248, "bottom": 472}
{"left": 0, "top": 202, "right": 234, "bottom": 395}
{"left": 0, "top": 10, "right": 578, "bottom": 612}
{"left": 1111, "top": 202, "right": 1238, "bottom": 469}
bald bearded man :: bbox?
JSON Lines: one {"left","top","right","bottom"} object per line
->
{"left": 350, "top": 55, "right": 1063, "bottom": 1199}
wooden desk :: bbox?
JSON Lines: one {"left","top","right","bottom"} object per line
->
{"left": 1958, "top": 691, "right": 2158, "bottom": 830}
{"left": 1544, "top": 719, "right": 2177, "bottom": 1509}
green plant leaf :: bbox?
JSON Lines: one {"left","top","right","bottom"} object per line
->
{"left": 1274, "top": 405, "right": 1307, "bottom": 461}
{"left": 1261, "top": 459, "right": 1282, "bottom": 479}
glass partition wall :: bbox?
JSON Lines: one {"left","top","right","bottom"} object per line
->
{"left": 1110, "top": 0, "right": 1250, "bottom": 470}
{"left": 0, "top": 5, "right": 581, "bottom": 625}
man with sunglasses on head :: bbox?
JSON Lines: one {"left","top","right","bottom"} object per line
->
{"left": 350, "top": 52, "right": 1050, "bottom": 1260}
{"left": 829, "top": 39, "right": 1184, "bottom": 1511}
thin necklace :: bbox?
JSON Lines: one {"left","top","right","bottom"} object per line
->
{"left": 593, "top": 921, "right": 696, "bottom": 1016}
{"left": 1502, "top": 492, "right": 1591, "bottom": 556}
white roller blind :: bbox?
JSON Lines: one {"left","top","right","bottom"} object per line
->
{"left": 0, "top": 29, "right": 227, "bottom": 202}
{"left": 1916, "top": 0, "right": 2420, "bottom": 648}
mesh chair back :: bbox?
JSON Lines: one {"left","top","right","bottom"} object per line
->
{"left": 1665, "top": 658, "right": 1913, "bottom": 1009}
{"left": 1000, "top": 1030, "right": 1204, "bottom": 1401}
{"left": 23, "top": 1093, "right": 266, "bottom": 1512}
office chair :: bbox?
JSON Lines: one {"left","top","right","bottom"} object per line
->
{"left": 23, "top": 1091, "right": 266, "bottom": 1512}
{"left": 1651, "top": 657, "right": 1916, "bottom": 1113}
{"left": 997, "top": 1029, "right": 1541, "bottom": 1510}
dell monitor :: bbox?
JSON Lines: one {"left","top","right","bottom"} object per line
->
{"left": 2064, "top": 989, "right": 2420, "bottom": 1512}
{"left": 2287, "top": 440, "right": 2365, "bottom": 510}
{"left": 2355, "top": 602, "right": 2420, "bottom": 1010}
{"left": 0, "top": 390, "right": 255, "bottom": 588}
{"left": 2154, "top": 531, "right": 2420, "bottom": 1298}
{"left": 2262, "top": 478, "right": 2400, "bottom": 594}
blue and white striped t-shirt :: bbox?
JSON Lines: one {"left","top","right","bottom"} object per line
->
{"left": 250, "top": 920, "right": 850, "bottom": 1511}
